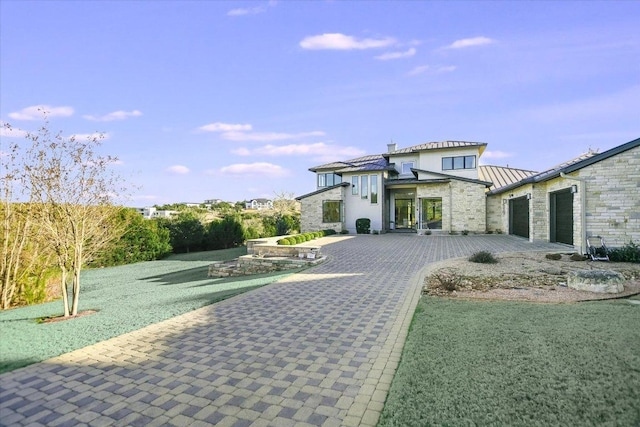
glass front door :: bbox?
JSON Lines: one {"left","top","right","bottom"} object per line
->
{"left": 395, "top": 199, "right": 415, "bottom": 229}
{"left": 419, "top": 198, "right": 442, "bottom": 229}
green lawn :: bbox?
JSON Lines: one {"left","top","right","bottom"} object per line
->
{"left": 379, "top": 297, "right": 640, "bottom": 426}
{"left": 0, "top": 248, "right": 295, "bottom": 374}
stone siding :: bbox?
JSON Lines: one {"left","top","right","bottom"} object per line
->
{"left": 416, "top": 181, "right": 486, "bottom": 233}
{"left": 299, "top": 186, "right": 345, "bottom": 233}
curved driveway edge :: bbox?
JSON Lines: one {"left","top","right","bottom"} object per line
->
{"left": 0, "top": 235, "right": 568, "bottom": 427}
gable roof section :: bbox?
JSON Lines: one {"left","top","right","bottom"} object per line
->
{"left": 295, "top": 182, "right": 349, "bottom": 201}
{"left": 309, "top": 154, "right": 387, "bottom": 173}
{"left": 411, "top": 168, "right": 493, "bottom": 187}
{"left": 479, "top": 165, "right": 538, "bottom": 192}
{"left": 386, "top": 140, "right": 487, "bottom": 156}
{"left": 487, "top": 137, "right": 640, "bottom": 195}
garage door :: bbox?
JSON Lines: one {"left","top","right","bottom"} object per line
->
{"left": 550, "top": 189, "right": 573, "bottom": 245}
{"left": 509, "top": 196, "right": 529, "bottom": 238}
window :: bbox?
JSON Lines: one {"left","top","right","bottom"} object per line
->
{"left": 361, "top": 176, "right": 368, "bottom": 199}
{"left": 322, "top": 200, "right": 342, "bottom": 223}
{"left": 401, "top": 161, "right": 414, "bottom": 174}
{"left": 442, "top": 155, "right": 476, "bottom": 170}
{"left": 370, "top": 175, "right": 378, "bottom": 204}
{"left": 318, "top": 173, "right": 342, "bottom": 188}
{"left": 352, "top": 176, "right": 359, "bottom": 195}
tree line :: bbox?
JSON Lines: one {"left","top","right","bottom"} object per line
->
{"left": 1, "top": 117, "right": 299, "bottom": 312}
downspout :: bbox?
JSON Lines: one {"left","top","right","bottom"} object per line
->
{"left": 560, "top": 172, "right": 587, "bottom": 255}
{"left": 449, "top": 182, "right": 453, "bottom": 232}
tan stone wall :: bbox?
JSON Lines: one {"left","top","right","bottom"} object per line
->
{"left": 417, "top": 181, "right": 486, "bottom": 233}
{"left": 299, "top": 186, "right": 345, "bottom": 233}
{"left": 576, "top": 145, "right": 640, "bottom": 248}
{"left": 485, "top": 194, "right": 502, "bottom": 233}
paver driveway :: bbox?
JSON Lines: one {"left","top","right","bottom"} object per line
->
{"left": 0, "top": 235, "right": 568, "bottom": 427}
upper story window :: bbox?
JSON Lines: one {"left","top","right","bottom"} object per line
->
{"left": 401, "top": 161, "right": 414, "bottom": 174}
{"left": 317, "top": 173, "right": 342, "bottom": 188}
{"left": 442, "top": 155, "right": 476, "bottom": 171}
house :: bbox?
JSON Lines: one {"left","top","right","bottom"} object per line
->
{"left": 245, "top": 199, "right": 274, "bottom": 210}
{"left": 486, "top": 138, "right": 640, "bottom": 253}
{"left": 135, "top": 207, "right": 178, "bottom": 219}
{"left": 297, "top": 138, "right": 640, "bottom": 253}
{"left": 298, "top": 141, "right": 493, "bottom": 234}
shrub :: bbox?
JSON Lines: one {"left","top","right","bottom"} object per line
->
{"left": 277, "top": 238, "right": 290, "bottom": 245}
{"left": 323, "top": 229, "right": 337, "bottom": 235}
{"left": 461, "top": 230, "right": 469, "bottom": 236}
{"left": 340, "top": 229, "right": 349, "bottom": 234}
{"left": 608, "top": 241, "right": 640, "bottom": 263}
{"left": 424, "top": 230, "right": 432, "bottom": 235}
{"left": 545, "top": 253, "right": 562, "bottom": 260}
{"left": 286, "top": 237, "right": 297, "bottom": 245}
{"left": 356, "top": 218, "right": 371, "bottom": 234}
{"left": 295, "top": 235, "right": 305, "bottom": 244}
{"left": 433, "top": 272, "right": 462, "bottom": 292}
{"left": 468, "top": 251, "right": 498, "bottom": 264}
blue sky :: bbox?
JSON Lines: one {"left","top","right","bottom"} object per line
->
{"left": 1, "top": 1, "right": 638, "bottom": 206}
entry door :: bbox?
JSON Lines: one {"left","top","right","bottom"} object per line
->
{"left": 509, "top": 196, "right": 529, "bottom": 238}
{"left": 395, "top": 199, "right": 415, "bottom": 229}
{"left": 550, "top": 189, "right": 573, "bottom": 245}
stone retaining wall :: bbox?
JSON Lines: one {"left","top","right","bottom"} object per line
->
{"left": 208, "top": 254, "right": 325, "bottom": 277}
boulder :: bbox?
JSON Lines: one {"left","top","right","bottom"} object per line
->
{"left": 567, "top": 270, "right": 624, "bottom": 293}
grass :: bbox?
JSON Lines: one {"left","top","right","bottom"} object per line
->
{"left": 379, "top": 297, "right": 640, "bottom": 426}
{"left": 0, "top": 247, "right": 296, "bottom": 374}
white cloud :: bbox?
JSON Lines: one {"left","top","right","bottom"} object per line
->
{"left": 228, "top": 0, "right": 276, "bottom": 16}
{"left": 231, "top": 142, "right": 366, "bottom": 160}
{"left": 375, "top": 47, "right": 416, "bottom": 61}
{"left": 8, "top": 105, "right": 74, "bottom": 121}
{"left": 300, "top": 33, "right": 395, "bottom": 50}
{"left": 165, "top": 165, "right": 190, "bottom": 175}
{"left": 222, "top": 130, "right": 325, "bottom": 142}
{"left": 445, "top": 36, "right": 495, "bottom": 49}
{"left": 199, "top": 122, "right": 253, "bottom": 132}
{"left": 70, "top": 132, "right": 110, "bottom": 141}
{"left": 0, "top": 122, "right": 28, "bottom": 138}
{"left": 83, "top": 110, "right": 142, "bottom": 122}
{"left": 482, "top": 150, "right": 513, "bottom": 159}
{"left": 408, "top": 65, "right": 431, "bottom": 76}
{"left": 217, "top": 162, "right": 290, "bottom": 178}
{"left": 407, "top": 64, "right": 456, "bottom": 76}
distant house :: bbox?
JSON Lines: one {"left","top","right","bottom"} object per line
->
{"left": 135, "top": 207, "right": 178, "bottom": 219}
{"left": 296, "top": 138, "right": 640, "bottom": 253}
{"left": 245, "top": 199, "right": 274, "bottom": 210}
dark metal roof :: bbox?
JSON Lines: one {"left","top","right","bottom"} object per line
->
{"left": 295, "top": 182, "right": 349, "bottom": 201}
{"left": 487, "top": 137, "right": 640, "bottom": 195}
{"left": 309, "top": 155, "right": 386, "bottom": 172}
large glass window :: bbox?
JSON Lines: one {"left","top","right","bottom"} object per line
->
{"left": 322, "top": 200, "right": 342, "bottom": 223}
{"left": 318, "top": 173, "right": 342, "bottom": 188}
{"left": 370, "top": 175, "right": 378, "bottom": 204}
{"left": 361, "top": 176, "right": 368, "bottom": 199}
{"left": 352, "top": 176, "right": 359, "bottom": 195}
{"left": 401, "top": 161, "right": 414, "bottom": 174}
{"left": 442, "top": 155, "right": 476, "bottom": 170}
{"left": 420, "top": 198, "right": 442, "bottom": 229}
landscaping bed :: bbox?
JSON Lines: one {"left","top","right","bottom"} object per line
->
{"left": 423, "top": 251, "right": 640, "bottom": 302}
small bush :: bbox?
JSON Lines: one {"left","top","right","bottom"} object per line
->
{"left": 356, "top": 218, "right": 371, "bottom": 234}
{"left": 323, "top": 229, "right": 337, "bottom": 236}
{"left": 340, "top": 229, "right": 349, "bottom": 234}
{"left": 545, "top": 253, "right": 562, "bottom": 260}
{"left": 570, "top": 253, "right": 587, "bottom": 261}
{"left": 609, "top": 241, "right": 640, "bottom": 263}
{"left": 433, "top": 272, "right": 462, "bottom": 292}
{"left": 277, "top": 238, "right": 289, "bottom": 245}
{"left": 468, "top": 251, "right": 498, "bottom": 264}
{"left": 487, "top": 230, "right": 494, "bottom": 234}
{"left": 424, "top": 230, "right": 432, "bottom": 235}
{"left": 461, "top": 230, "right": 469, "bottom": 236}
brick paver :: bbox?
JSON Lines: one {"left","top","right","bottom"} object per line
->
{"left": 0, "top": 235, "right": 567, "bottom": 426}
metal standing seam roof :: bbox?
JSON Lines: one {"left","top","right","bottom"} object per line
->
{"left": 386, "top": 140, "right": 487, "bottom": 155}
{"left": 309, "top": 141, "right": 487, "bottom": 172}
{"left": 478, "top": 165, "right": 538, "bottom": 192}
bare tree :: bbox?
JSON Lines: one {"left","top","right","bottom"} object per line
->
{"left": 21, "top": 118, "right": 128, "bottom": 316}
{"left": 272, "top": 190, "right": 300, "bottom": 216}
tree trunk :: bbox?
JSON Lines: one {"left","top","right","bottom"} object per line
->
{"left": 60, "top": 266, "right": 70, "bottom": 317}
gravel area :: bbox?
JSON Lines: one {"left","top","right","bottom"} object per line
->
{"left": 423, "top": 251, "right": 640, "bottom": 303}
